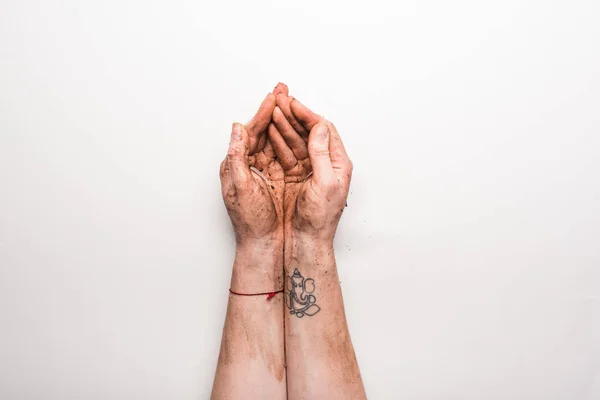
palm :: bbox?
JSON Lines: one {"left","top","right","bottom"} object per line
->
{"left": 220, "top": 93, "right": 286, "bottom": 242}
{"left": 280, "top": 145, "right": 312, "bottom": 228}
{"left": 269, "top": 84, "right": 351, "bottom": 239}
{"left": 246, "top": 142, "right": 285, "bottom": 233}
{"left": 269, "top": 84, "right": 321, "bottom": 231}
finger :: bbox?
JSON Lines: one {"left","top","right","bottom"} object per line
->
{"left": 246, "top": 93, "right": 276, "bottom": 153}
{"left": 290, "top": 98, "right": 321, "bottom": 133}
{"left": 307, "top": 123, "right": 335, "bottom": 186}
{"left": 219, "top": 158, "right": 234, "bottom": 197}
{"left": 256, "top": 132, "right": 267, "bottom": 153}
{"left": 227, "top": 123, "right": 252, "bottom": 187}
{"left": 276, "top": 93, "right": 308, "bottom": 137}
{"left": 272, "top": 82, "right": 289, "bottom": 96}
{"left": 324, "top": 121, "right": 352, "bottom": 181}
{"left": 273, "top": 106, "right": 309, "bottom": 159}
{"left": 219, "top": 158, "right": 229, "bottom": 182}
{"left": 267, "top": 123, "right": 298, "bottom": 170}
{"left": 246, "top": 93, "right": 276, "bottom": 136}
{"left": 263, "top": 139, "right": 276, "bottom": 158}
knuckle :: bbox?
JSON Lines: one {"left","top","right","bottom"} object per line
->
{"left": 309, "top": 145, "right": 329, "bottom": 158}
{"left": 251, "top": 115, "right": 268, "bottom": 131}
{"left": 227, "top": 146, "right": 241, "bottom": 158}
{"left": 219, "top": 160, "right": 229, "bottom": 179}
{"left": 255, "top": 116, "right": 268, "bottom": 128}
{"left": 222, "top": 183, "right": 233, "bottom": 197}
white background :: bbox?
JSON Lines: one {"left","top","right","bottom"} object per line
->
{"left": 1, "top": 0, "right": 599, "bottom": 399}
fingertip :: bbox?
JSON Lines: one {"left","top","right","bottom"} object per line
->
{"left": 262, "top": 93, "right": 276, "bottom": 109}
{"left": 312, "top": 123, "right": 329, "bottom": 140}
{"left": 273, "top": 104, "right": 294, "bottom": 129}
{"left": 247, "top": 95, "right": 275, "bottom": 136}
{"left": 259, "top": 93, "right": 277, "bottom": 112}
{"left": 230, "top": 122, "right": 242, "bottom": 141}
{"left": 235, "top": 121, "right": 247, "bottom": 134}
{"left": 229, "top": 122, "right": 250, "bottom": 157}
{"left": 273, "top": 82, "right": 289, "bottom": 96}
{"left": 307, "top": 123, "right": 334, "bottom": 183}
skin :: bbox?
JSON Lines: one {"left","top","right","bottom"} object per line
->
{"left": 211, "top": 93, "right": 286, "bottom": 400}
{"left": 212, "top": 84, "right": 365, "bottom": 399}
{"left": 271, "top": 84, "right": 367, "bottom": 399}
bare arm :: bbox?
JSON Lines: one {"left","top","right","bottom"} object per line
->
{"left": 211, "top": 95, "right": 287, "bottom": 399}
{"left": 270, "top": 85, "right": 366, "bottom": 399}
{"left": 212, "top": 241, "right": 286, "bottom": 399}
{"left": 284, "top": 236, "right": 365, "bottom": 399}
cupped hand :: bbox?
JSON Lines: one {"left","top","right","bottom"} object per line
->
{"left": 219, "top": 93, "right": 286, "bottom": 247}
{"left": 269, "top": 84, "right": 353, "bottom": 243}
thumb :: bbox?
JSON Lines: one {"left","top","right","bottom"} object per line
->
{"left": 308, "top": 123, "right": 335, "bottom": 186}
{"left": 227, "top": 123, "right": 251, "bottom": 187}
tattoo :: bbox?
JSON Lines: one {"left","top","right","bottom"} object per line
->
{"left": 285, "top": 268, "right": 321, "bottom": 318}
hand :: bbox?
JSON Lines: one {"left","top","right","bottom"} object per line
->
{"left": 219, "top": 93, "right": 285, "bottom": 248}
{"left": 269, "top": 84, "right": 353, "bottom": 243}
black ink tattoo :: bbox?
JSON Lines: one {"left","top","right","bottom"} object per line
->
{"left": 285, "top": 268, "right": 321, "bottom": 318}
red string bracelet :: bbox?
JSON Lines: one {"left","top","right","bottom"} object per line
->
{"left": 229, "top": 289, "right": 284, "bottom": 300}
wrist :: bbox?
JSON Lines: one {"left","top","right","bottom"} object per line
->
{"left": 235, "top": 229, "right": 283, "bottom": 250}
{"left": 231, "top": 235, "right": 283, "bottom": 293}
{"left": 288, "top": 229, "right": 333, "bottom": 251}
{"left": 285, "top": 230, "right": 335, "bottom": 272}
{"left": 234, "top": 238, "right": 283, "bottom": 268}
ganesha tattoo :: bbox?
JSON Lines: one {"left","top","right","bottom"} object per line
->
{"left": 285, "top": 268, "right": 321, "bottom": 318}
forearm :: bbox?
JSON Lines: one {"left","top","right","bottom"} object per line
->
{"left": 284, "top": 233, "right": 366, "bottom": 400}
{"left": 212, "top": 240, "right": 286, "bottom": 399}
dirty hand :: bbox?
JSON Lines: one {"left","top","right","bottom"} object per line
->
{"left": 269, "top": 84, "right": 353, "bottom": 243}
{"left": 219, "top": 94, "right": 285, "bottom": 249}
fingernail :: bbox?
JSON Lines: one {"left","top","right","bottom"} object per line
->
{"left": 315, "top": 124, "right": 328, "bottom": 139}
{"left": 231, "top": 123, "right": 242, "bottom": 140}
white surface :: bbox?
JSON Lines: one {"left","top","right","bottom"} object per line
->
{"left": 1, "top": 0, "right": 599, "bottom": 399}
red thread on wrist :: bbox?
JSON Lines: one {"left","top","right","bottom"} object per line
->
{"left": 229, "top": 289, "right": 284, "bottom": 300}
